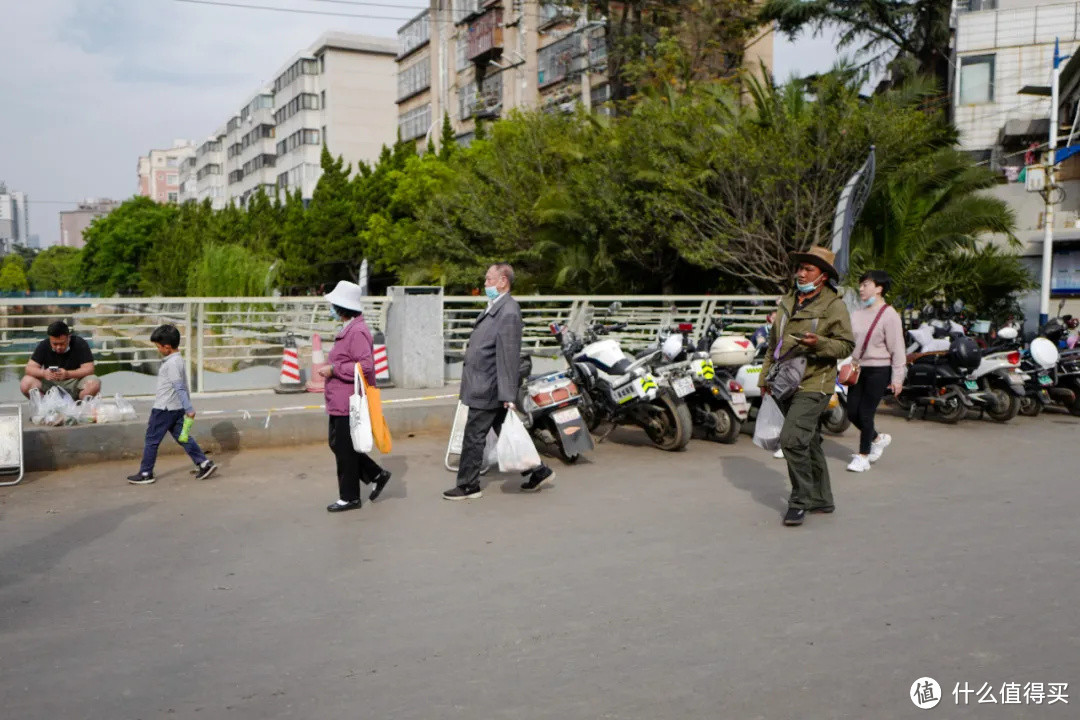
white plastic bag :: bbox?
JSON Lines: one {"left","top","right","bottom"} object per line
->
{"left": 350, "top": 364, "right": 373, "bottom": 453}
{"left": 495, "top": 411, "right": 542, "bottom": 473}
{"left": 752, "top": 394, "right": 785, "bottom": 452}
{"left": 114, "top": 393, "right": 137, "bottom": 422}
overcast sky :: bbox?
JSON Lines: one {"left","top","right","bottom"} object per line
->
{"left": 0, "top": 1, "right": 844, "bottom": 247}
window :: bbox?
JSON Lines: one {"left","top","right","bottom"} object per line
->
{"left": 273, "top": 93, "right": 320, "bottom": 124}
{"left": 198, "top": 140, "right": 223, "bottom": 156}
{"left": 321, "top": 90, "right": 326, "bottom": 110}
{"left": 398, "top": 11, "right": 431, "bottom": 57}
{"left": 242, "top": 154, "right": 277, "bottom": 175}
{"left": 227, "top": 116, "right": 241, "bottom": 133}
{"left": 538, "top": 33, "right": 580, "bottom": 87}
{"left": 227, "top": 143, "right": 243, "bottom": 158}
{"left": 229, "top": 169, "right": 244, "bottom": 184}
{"left": 959, "top": 54, "right": 994, "bottom": 104}
{"left": 457, "top": 33, "right": 468, "bottom": 72}
{"left": 276, "top": 128, "right": 322, "bottom": 156}
{"left": 197, "top": 164, "right": 223, "bottom": 181}
{"left": 459, "top": 81, "right": 476, "bottom": 120}
{"left": 244, "top": 93, "right": 274, "bottom": 118}
{"left": 454, "top": 0, "right": 480, "bottom": 24}
{"left": 398, "top": 103, "right": 431, "bottom": 141}
{"left": 167, "top": 173, "right": 178, "bottom": 185}
{"left": 476, "top": 72, "right": 502, "bottom": 116}
{"left": 588, "top": 27, "right": 606, "bottom": 67}
{"left": 398, "top": 55, "right": 431, "bottom": 101}
{"left": 322, "top": 125, "right": 327, "bottom": 147}
{"left": 319, "top": 54, "right": 325, "bottom": 74}
{"left": 167, "top": 192, "right": 178, "bottom": 203}
{"left": 167, "top": 157, "right": 179, "bottom": 168}
{"left": 273, "top": 57, "right": 320, "bottom": 93}
{"left": 241, "top": 124, "right": 275, "bottom": 149}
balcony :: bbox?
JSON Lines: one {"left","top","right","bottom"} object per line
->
{"left": 467, "top": 10, "right": 503, "bottom": 62}
{"left": 474, "top": 73, "right": 503, "bottom": 119}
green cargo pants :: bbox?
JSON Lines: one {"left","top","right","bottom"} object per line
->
{"left": 779, "top": 391, "right": 833, "bottom": 511}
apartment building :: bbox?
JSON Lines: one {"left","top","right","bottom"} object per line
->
{"left": 0, "top": 182, "right": 30, "bottom": 254}
{"left": 951, "top": 1, "right": 1080, "bottom": 317}
{"left": 58, "top": 199, "right": 121, "bottom": 249}
{"left": 395, "top": 1, "right": 774, "bottom": 149}
{"left": 137, "top": 140, "right": 196, "bottom": 204}
{"left": 185, "top": 32, "right": 396, "bottom": 209}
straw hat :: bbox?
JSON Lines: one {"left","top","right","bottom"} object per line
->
{"left": 790, "top": 246, "right": 839, "bottom": 280}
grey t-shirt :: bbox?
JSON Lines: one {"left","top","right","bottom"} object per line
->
{"left": 154, "top": 353, "right": 193, "bottom": 412}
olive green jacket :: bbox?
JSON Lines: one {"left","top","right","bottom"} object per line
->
{"left": 759, "top": 286, "right": 855, "bottom": 395}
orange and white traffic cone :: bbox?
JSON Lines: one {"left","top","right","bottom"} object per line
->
{"left": 274, "top": 332, "right": 306, "bottom": 394}
{"left": 306, "top": 333, "right": 329, "bottom": 393}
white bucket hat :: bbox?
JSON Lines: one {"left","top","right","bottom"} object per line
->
{"left": 324, "top": 281, "right": 366, "bottom": 313}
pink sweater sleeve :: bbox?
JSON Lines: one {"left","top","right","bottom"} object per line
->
{"left": 885, "top": 308, "right": 907, "bottom": 388}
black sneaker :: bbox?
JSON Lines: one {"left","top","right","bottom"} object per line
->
{"left": 808, "top": 505, "right": 835, "bottom": 514}
{"left": 327, "top": 499, "right": 361, "bottom": 512}
{"left": 369, "top": 470, "right": 392, "bottom": 501}
{"left": 520, "top": 466, "right": 554, "bottom": 492}
{"left": 127, "top": 472, "right": 156, "bottom": 485}
{"left": 194, "top": 461, "right": 218, "bottom": 480}
{"left": 443, "top": 484, "right": 482, "bottom": 500}
{"left": 783, "top": 507, "right": 806, "bottom": 526}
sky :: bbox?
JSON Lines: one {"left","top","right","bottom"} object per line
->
{"left": 0, "top": 1, "right": 845, "bottom": 248}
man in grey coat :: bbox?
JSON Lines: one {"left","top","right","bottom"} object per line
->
{"left": 443, "top": 263, "right": 554, "bottom": 500}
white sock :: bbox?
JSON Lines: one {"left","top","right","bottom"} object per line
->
{"left": 335, "top": 499, "right": 351, "bottom": 506}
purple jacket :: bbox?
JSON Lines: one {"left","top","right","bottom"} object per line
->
{"left": 324, "top": 316, "right": 377, "bottom": 416}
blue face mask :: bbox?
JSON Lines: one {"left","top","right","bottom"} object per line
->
{"left": 485, "top": 285, "right": 500, "bottom": 301}
{"left": 796, "top": 280, "right": 818, "bottom": 294}
{"left": 862, "top": 296, "right": 877, "bottom": 308}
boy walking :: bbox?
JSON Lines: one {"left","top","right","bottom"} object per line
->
{"left": 127, "top": 325, "right": 217, "bottom": 484}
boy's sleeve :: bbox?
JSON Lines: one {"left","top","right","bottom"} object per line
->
{"left": 168, "top": 359, "right": 194, "bottom": 414}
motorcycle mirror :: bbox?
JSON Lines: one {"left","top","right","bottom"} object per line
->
{"left": 953, "top": 299, "right": 965, "bottom": 313}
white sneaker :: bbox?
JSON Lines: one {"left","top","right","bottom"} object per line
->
{"left": 868, "top": 433, "right": 892, "bottom": 463}
{"left": 773, "top": 448, "right": 785, "bottom": 459}
{"left": 846, "top": 454, "right": 871, "bottom": 473}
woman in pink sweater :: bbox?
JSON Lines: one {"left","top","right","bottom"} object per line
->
{"left": 846, "top": 271, "right": 907, "bottom": 473}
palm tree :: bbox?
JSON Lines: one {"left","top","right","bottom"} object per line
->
{"left": 759, "top": 0, "right": 954, "bottom": 92}
{"left": 849, "top": 147, "right": 1032, "bottom": 320}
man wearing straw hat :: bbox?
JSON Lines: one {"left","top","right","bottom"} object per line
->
{"left": 759, "top": 247, "right": 854, "bottom": 527}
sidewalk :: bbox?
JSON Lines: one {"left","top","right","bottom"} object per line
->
{"left": 20, "top": 384, "right": 461, "bottom": 472}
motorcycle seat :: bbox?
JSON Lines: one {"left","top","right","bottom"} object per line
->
{"left": 907, "top": 351, "right": 948, "bottom": 365}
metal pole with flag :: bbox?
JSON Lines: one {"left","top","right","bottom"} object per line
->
{"left": 358, "top": 258, "right": 370, "bottom": 296}
{"left": 831, "top": 146, "right": 877, "bottom": 281}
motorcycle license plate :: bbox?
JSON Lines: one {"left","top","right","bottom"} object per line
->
{"left": 731, "top": 392, "right": 746, "bottom": 405}
{"left": 965, "top": 380, "right": 978, "bottom": 391}
{"left": 552, "top": 407, "right": 581, "bottom": 424}
{"left": 672, "top": 376, "right": 695, "bottom": 398}
{"left": 1039, "top": 374, "right": 1053, "bottom": 386}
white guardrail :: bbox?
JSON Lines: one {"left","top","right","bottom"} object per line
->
{"left": 0, "top": 295, "right": 777, "bottom": 392}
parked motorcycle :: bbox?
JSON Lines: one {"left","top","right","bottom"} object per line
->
{"left": 552, "top": 310, "right": 693, "bottom": 451}
{"left": 516, "top": 356, "right": 595, "bottom": 463}
{"left": 962, "top": 325, "right": 1027, "bottom": 423}
{"left": 897, "top": 327, "right": 982, "bottom": 424}
{"left": 642, "top": 322, "right": 749, "bottom": 444}
{"left": 1017, "top": 336, "right": 1062, "bottom": 417}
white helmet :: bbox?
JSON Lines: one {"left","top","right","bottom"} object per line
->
{"left": 997, "top": 326, "right": 1019, "bottom": 341}
{"left": 662, "top": 334, "right": 684, "bottom": 362}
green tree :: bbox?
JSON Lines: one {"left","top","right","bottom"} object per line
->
{"left": 438, "top": 112, "right": 457, "bottom": 160}
{"left": 187, "top": 244, "right": 279, "bottom": 297}
{"left": 141, "top": 200, "right": 214, "bottom": 295}
{"left": 304, "top": 145, "right": 358, "bottom": 284}
{"left": 28, "top": 246, "right": 82, "bottom": 292}
{"left": 760, "top": 0, "right": 953, "bottom": 90}
{"left": 80, "top": 196, "right": 176, "bottom": 294}
{"left": 0, "top": 254, "right": 30, "bottom": 293}
{"left": 849, "top": 146, "right": 1030, "bottom": 317}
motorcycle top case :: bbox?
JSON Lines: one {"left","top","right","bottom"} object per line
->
{"left": 525, "top": 373, "right": 579, "bottom": 410}
{"left": 709, "top": 335, "right": 756, "bottom": 367}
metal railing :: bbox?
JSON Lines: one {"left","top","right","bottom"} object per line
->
{"left": 0, "top": 294, "right": 777, "bottom": 392}
{"left": 0, "top": 297, "right": 388, "bottom": 392}
{"left": 443, "top": 295, "right": 779, "bottom": 359}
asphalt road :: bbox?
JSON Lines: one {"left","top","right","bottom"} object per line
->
{"left": 2, "top": 409, "right": 1078, "bottom": 719}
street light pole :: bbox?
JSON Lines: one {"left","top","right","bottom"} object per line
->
{"left": 1040, "top": 56, "right": 1062, "bottom": 326}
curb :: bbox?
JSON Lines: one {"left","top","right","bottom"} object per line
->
{"left": 23, "top": 402, "right": 457, "bottom": 472}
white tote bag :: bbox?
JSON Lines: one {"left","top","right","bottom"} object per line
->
{"left": 350, "top": 363, "right": 374, "bottom": 453}
{"left": 496, "top": 411, "right": 542, "bottom": 473}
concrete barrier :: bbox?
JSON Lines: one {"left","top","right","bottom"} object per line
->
{"left": 23, "top": 401, "right": 457, "bottom": 472}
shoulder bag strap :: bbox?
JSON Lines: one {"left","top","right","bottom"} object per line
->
{"left": 857, "top": 305, "right": 889, "bottom": 361}
{"left": 354, "top": 362, "right": 365, "bottom": 398}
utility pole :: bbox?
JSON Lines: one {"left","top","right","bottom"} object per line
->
{"left": 1021, "top": 38, "right": 1070, "bottom": 326}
